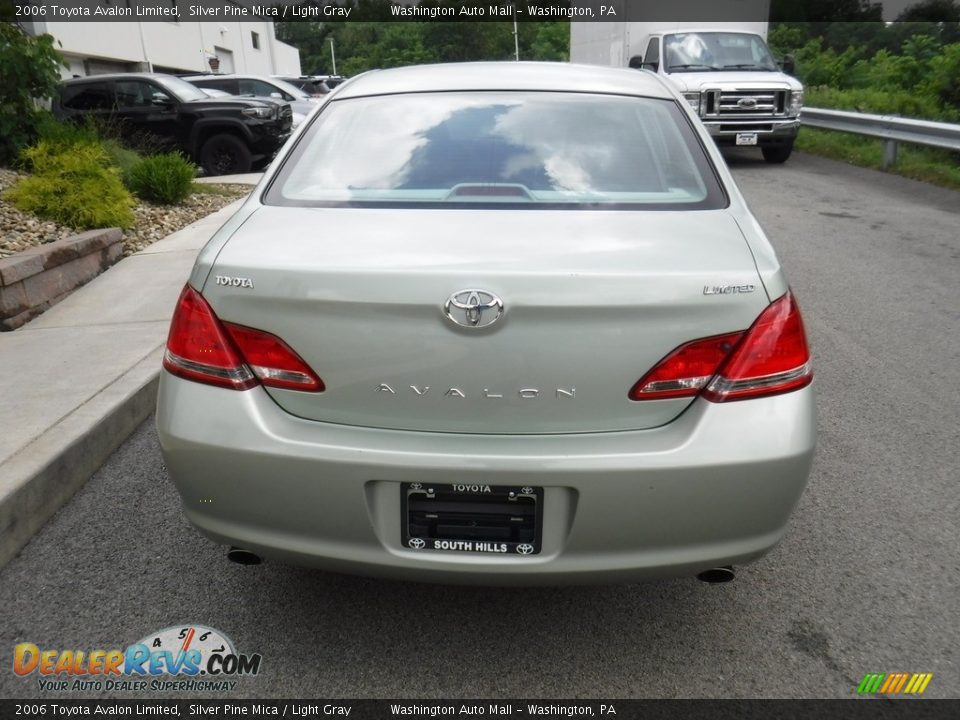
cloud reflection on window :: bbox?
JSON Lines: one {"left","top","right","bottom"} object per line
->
{"left": 279, "top": 92, "right": 706, "bottom": 204}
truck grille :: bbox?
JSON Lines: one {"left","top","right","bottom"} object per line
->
{"left": 705, "top": 90, "right": 788, "bottom": 118}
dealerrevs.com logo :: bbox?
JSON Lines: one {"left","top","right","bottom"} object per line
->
{"left": 13, "top": 624, "right": 262, "bottom": 693}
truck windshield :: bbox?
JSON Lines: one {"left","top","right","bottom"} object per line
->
{"left": 154, "top": 75, "right": 209, "bottom": 103}
{"left": 664, "top": 32, "right": 777, "bottom": 73}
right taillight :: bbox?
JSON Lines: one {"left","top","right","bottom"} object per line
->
{"left": 630, "top": 291, "right": 812, "bottom": 404}
{"left": 163, "top": 284, "right": 324, "bottom": 393}
{"left": 703, "top": 291, "right": 812, "bottom": 402}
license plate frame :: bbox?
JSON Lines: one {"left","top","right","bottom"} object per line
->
{"left": 736, "top": 132, "right": 759, "bottom": 146}
{"left": 401, "top": 483, "right": 543, "bottom": 556}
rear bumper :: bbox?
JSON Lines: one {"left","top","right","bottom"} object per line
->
{"left": 156, "top": 372, "right": 816, "bottom": 585}
{"left": 705, "top": 118, "right": 800, "bottom": 146}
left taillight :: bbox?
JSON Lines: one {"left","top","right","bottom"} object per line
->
{"left": 163, "top": 285, "right": 324, "bottom": 392}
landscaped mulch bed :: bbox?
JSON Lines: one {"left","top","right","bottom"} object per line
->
{"left": 0, "top": 168, "right": 250, "bottom": 259}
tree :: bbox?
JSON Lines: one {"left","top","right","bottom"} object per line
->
{"left": 0, "top": 23, "right": 65, "bottom": 165}
{"left": 896, "top": 0, "right": 960, "bottom": 43}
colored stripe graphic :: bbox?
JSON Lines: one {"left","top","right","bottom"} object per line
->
{"left": 858, "top": 673, "right": 885, "bottom": 694}
{"left": 858, "top": 673, "right": 933, "bottom": 695}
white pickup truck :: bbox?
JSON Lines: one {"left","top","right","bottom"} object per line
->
{"left": 570, "top": 21, "right": 804, "bottom": 163}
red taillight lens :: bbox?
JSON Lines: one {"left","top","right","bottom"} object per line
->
{"left": 223, "top": 323, "right": 324, "bottom": 392}
{"left": 630, "top": 291, "right": 812, "bottom": 403}
{"left": 163, "top": 285, "right": 324, "bottom": 393}
{"left": 629, "top": 332, "right": 744, "bottom": 400}
{"left": 703, "top": 291, "right": 812, "bottom": 402}
{"left": 163, "top": 285, "right": 257, "bottom": 390}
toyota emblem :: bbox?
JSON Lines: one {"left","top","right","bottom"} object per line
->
{"left": 517, "top": 544, "right": 535, "bottom": 555}
{"left": 409, "top": 538, "right": 425, "bottom": 549}
{"left": 444, "top": 289, "right": 504, "bottom": 329}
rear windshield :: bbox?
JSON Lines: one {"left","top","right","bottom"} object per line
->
{"left": 265, "top": 91, "right": 725, "bottom": 210}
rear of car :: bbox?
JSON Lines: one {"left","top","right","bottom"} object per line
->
{"left": 156, "top": 62, "right": 815, "bottom": 584}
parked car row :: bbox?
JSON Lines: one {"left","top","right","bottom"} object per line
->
{"left": 179, "top": 73, "right": 318, "bottom": 125}
{"left": 52, "top": 71, "right": 343, "bottom": 176}
{"left": 274, "top": 74, "right": 347, "bottom": 97}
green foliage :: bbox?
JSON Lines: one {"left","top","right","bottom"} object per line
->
{"left": 794, "top": 39, "right": 863, "bottom": 87}
{"left": 922, "top": 41, "right": 960, "bottom": 108}
{"left": 797, "top": 128, "right": 960, "bottom": 190}
{"left": 0, "top": 24, "right": 66, "bottom": 165}
{"left": 35, "top": 114, "right": 102, "bottom": 148}
{"left": 34, "top": 116, "right": 147, "bottom": 186}
{"left": 4, "top": 140, "right": 135, "bottom": 229}
{"left": 527, "top": 22, "right": 570, "bottom": 62}
{"left": 768, "top": 24, "right": 808, "bottom": 57}
{"left": 771, "top": 19, "right": 960, "bottom": 120}
{"left": 806, "top": 86, "right": 959, "bottom": 122}
{"left": 125, "top": 152, "right": 196, "bottom": 205}
{"left": 102, "top": 139, "right": 143, "bottom": 186}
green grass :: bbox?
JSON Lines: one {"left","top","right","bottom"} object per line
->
{"left": 797, "top": 127, "right": 960, "bottom": 192}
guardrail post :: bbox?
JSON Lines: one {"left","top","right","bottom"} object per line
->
{"left": 883, "top": 139, "right": 898, "bottom": 169}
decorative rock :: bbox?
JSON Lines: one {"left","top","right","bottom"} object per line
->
{"left": 1, "top": 169, "right": 248, "bottom": 326}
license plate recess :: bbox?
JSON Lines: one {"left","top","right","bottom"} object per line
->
{"left": 401, "top": 483, "right": 543, "bottom": 555}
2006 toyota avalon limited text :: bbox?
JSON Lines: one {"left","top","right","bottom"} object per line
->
{"left": 156, "top": 62, "right": 816, "bottom": 585}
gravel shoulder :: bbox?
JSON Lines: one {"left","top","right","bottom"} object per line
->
{"left": 0, "top": 168, "right": 249, "bottom": 259}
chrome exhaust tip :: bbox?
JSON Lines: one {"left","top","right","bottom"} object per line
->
{"left": 696, "top": 566, "right": 735, "bottom": 584}
{"left": 226, "top": 547, "right": 262, "bottom": 565}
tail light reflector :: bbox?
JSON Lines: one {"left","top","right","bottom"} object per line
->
{"left": 224, "top": 322, "right": 324, "bottom": 392}
{"left": 163, "top": 285, "right": 323, "bottom": 392}
{"left": 629, "top": 332, "right": 744, "bottom": 400}
{"left": 630, "top": 291, "right": 812, "bottom": 403}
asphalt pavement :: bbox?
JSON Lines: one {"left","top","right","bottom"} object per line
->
{"left": 1, "top": 151, "right": 957, "bottom": 699}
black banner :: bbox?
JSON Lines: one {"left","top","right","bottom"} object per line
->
{"left": 3, "top": 0, "right": 883, "bottom": 24}
{"left": 1, "top": 700, "right": 959, "bottom": 719}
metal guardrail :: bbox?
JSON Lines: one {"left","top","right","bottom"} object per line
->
{"left": 801, "top": 107, "right": 960, "bottom": 168}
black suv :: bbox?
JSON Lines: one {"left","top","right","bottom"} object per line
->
{"left": 53, "top": 73, "right": 293, "bottom": 175}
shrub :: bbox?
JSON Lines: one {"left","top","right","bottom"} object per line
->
{"left": 35, "top": 115, "right": 102, "bottom": 148}
{"left": 102, "top": 139, "right": 143, "bottom": 186}
{"left": 0, "top": 25, "right": 64, "bottom": 165}
{"left": 126, "top": 153, "right": 196, "bottom": 205}
{"left": 34, "top": 118, "right": 145, "bottom": 183}
{"left": 4, "top": 141, "right": 135, "bottom": 230}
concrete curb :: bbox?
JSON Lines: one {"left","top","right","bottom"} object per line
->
{"left": 0, "top": 175, "right": 261, "bottom": 570}
{"left": 0, "top": 348, "right": 162, "bottom": 568}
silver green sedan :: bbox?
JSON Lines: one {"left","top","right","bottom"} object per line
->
{"left": 156, "top": 62, "right": 815, "bottom": 585}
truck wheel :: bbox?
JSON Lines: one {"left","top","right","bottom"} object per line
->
{"left": 762, "top": 141, "right": 794, "bottom": 164}
{"left": 200, "top": 134, "right": 252, "bottom": 176}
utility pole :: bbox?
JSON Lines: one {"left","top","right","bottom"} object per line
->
{"left": 512, "top": 4, "right": 519, "bottom": 61}
{"left": 330, "top": 37, "right": 337, "bottom": 75}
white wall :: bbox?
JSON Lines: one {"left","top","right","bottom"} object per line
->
{"left": 36, "top": 21, "right": 299, "bottom": 78}
{"left": 272, "top": 40, "right": 302, "bottom": 76}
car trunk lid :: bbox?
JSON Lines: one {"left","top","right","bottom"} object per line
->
{"left": 203, "top": 206, "right": 769, "bottom": 434}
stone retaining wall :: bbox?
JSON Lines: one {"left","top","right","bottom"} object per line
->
{"left": 0, "top": 229, "right": 123, "bottom": 330}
